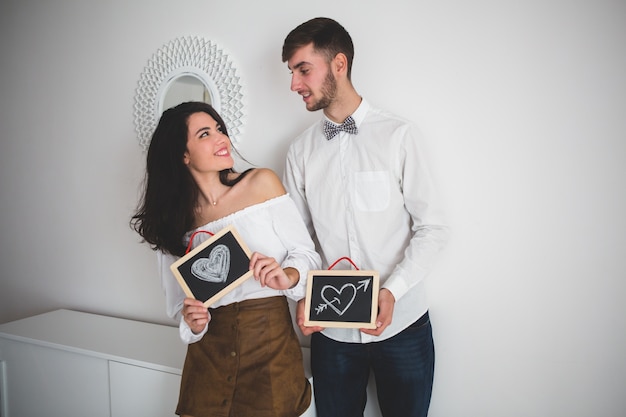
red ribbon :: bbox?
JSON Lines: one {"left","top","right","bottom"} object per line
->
{"left": 327, "top": 256, "right": 360, "bottom": 270}
{"left": 184, "top": 230, "right": 215, "bottom": 254}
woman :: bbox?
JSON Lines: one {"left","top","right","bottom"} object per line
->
{"left": 131, "top": 101, "right": 320, "bottom": 417}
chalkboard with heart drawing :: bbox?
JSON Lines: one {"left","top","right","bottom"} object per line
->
{"left": 170, "top": 225, "right": 254, "bottom": 307}
{"left": 304, "top": 269, "right": 380, "bottom": 329}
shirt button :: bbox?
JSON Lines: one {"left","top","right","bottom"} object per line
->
{"left": 230, "top": 351, "right": 237, "bottom": 357}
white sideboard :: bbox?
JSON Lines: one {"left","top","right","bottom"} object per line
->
{"left": 0, "top": 309, "right": 186, "bottom": 417}
{"left": 0, "top": 309, "right": 380, "bottom": 417}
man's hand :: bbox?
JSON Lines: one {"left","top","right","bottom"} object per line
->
{"left": 295, "top": 298, "right": 325, "bottom": 336}
{"left": 360, "top": 288, "right": 395, "bottom": 336}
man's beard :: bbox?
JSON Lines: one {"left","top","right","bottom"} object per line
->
{"left": 307, "top": 71, "right": 337, "bottom": 112}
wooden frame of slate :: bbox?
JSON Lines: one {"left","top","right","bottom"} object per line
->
{"left": 304, "top": 269, "right": 380, "bottom": 329}
{"left": 170, "top": 225, "right": 254, "bottom": 308}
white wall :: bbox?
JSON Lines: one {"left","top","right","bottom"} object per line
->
{"left": 1, "top": 1, "right": 625, "bottom": 416}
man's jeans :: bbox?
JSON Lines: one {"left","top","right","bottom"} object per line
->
{"left": 310, "top": 312, "right": 435, "bottom": 417}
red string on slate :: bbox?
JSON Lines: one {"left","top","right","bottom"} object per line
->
{"left": 327, "top": 256, "right": 360, "bottom": 271}
{"left": 185, "top": 230, "right": 215, "bottom": 254}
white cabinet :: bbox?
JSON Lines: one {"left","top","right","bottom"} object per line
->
{"left": 0, "top": 309, "right": 378, "bottom": 417}
{"left": 0, "top": 309, "right": 186, "bottom": 417}
{"left": 0, "top": 339, "right": 110, "bottom": 417}
{"left": 109, "top": 361, "right": 181, "bottom": 417}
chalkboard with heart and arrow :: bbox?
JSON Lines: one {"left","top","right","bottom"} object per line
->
{"left": 304, "top": 267, "right": 380, "bottom": 329}
{"left": 170, "top": 225, "right": 254, "bottom": 307}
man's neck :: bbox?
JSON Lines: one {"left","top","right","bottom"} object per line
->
{"left": 323, "top": 85, "right": 362, "bottom": 124}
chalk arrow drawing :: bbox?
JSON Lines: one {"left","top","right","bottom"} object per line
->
{"left": 315, "top": 296, "right": 340, "bottom": 315}
{"left": 357, "top": 279, "right": 370, "bottom": 292}
{"left": 190, "top": 244, "right": 230, "bottom": 283}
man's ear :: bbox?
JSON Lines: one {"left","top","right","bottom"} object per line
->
{"left": 332, "top": 53, "right": 349, "bottom": 76}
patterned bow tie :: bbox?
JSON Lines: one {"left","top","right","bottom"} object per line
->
{"left": 323, "top": 116, "right": 359, "bottom": 140}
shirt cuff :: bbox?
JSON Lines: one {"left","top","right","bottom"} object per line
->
{"left": 281, "top": 259, "right": 308, "bottom": 300}
{"left": 178, "top": 313, "right": 210, "bottom": 345}
{"left": 382, "top": 272, "right": 411, "bottom": 301}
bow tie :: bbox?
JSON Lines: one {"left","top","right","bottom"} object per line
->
{"left": 323, "top": 116, "right": 358, "bottom": 140}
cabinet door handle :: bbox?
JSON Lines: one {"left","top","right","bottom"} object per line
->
{"left": 0, "top": 360, "right": 8, "bottom": 417}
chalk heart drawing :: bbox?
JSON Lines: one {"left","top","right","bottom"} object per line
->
{"left": 190, "top": 244, "right": 231, "bottom": 283}
{"left": 321, "top": 283, "right": 357, "bottom": 316}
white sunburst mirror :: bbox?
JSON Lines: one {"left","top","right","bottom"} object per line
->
{"left": 134, "top": 36, "right": 245, "bottom": 151}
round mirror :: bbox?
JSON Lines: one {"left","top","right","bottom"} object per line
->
{"left": 161, "top": 74, "right": 212, "bottom": 112}
{"left": 134, "top": 36, "right": 245, "bottom": 151}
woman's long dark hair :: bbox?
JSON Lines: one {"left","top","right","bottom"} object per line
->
{"left": 131, "top": 101, "right": 250, "bottom": 256}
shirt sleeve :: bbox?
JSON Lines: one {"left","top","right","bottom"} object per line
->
{"left": 284, "top": 145, "right": 317, "bottom": 239}
{"left": 382, "top": 123, "right": 450, "bottom": 300}
{"left": 157, "top": 250, "right": 209, "bottom": 344}
{"left": 271, "top": 194, "right": 322, "bottom": 301}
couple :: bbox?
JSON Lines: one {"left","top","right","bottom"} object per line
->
{"left": 132, "top": 17, "right": 448, "bottom": 417}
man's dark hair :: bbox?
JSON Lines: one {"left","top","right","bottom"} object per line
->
{"left": 282, "top": 17, "right": 354, "bottom": 79}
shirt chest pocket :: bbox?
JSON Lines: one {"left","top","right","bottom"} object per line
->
{"left": 352, "top": 171, "right": 390, "bottom": 212}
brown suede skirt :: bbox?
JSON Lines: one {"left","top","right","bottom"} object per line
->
{"left": 176, "top": 296, "right": 311, "bottom": 417}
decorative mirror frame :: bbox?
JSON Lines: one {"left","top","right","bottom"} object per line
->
{"left": 134, "top": 36, "right": 245, "bottom": 151}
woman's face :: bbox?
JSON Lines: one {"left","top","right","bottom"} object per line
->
{"left": 183, "top": 112, "right": 233, "bottom": 174}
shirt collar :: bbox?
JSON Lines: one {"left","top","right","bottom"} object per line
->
{"left": 350, "top": 98, "right": 369, "bottom": 128}
{"left": 322, "top": 98, "right": 370, "bottom": 128}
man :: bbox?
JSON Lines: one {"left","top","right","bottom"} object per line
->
{"left": 281, "top": 17, "right": 450, "bottom": 417}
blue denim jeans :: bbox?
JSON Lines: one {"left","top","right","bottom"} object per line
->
{"left": 310, "top": 312, "right": 434, "bottom": 417}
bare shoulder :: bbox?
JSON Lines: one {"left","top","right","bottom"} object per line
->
{"left": 245, "top": 168, "right": 286, "bottom": 199}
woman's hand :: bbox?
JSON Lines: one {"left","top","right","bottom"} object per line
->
{"left": 182, "top": 298, "right": 210, "bottom": 335}
{"left": 249, "top": 252, "right": 298, "bottom": 290}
